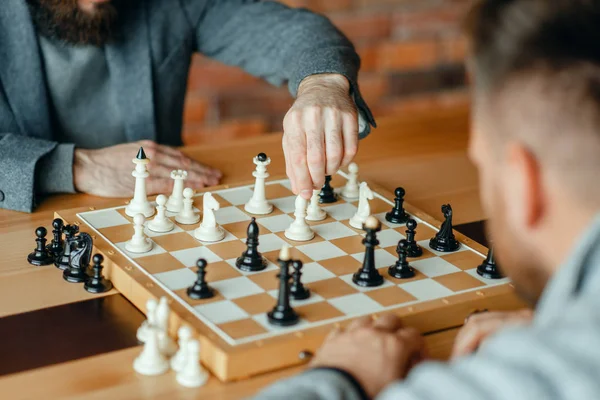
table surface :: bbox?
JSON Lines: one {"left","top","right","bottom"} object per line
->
{"left": 0, "top": 104, "right": 498, "bottom": 399}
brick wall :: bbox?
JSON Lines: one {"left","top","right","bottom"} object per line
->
{"left": 182, "top": 0, "right": 473, "bottom": 145}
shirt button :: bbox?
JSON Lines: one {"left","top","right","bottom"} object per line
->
{"left": 0, "top": 191, "right": 4, "bottom": 202}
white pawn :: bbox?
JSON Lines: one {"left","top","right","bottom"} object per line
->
{"left": 136, "top": 298, "right": 158, "bottom": 343}
{"left": 176, "top": 340, "right": 208, "bottom": 388}
{"left": 148, "top": 195, "right": 175, "bottom": 233}
{"left": 133, "top": 326, "right": 169, "bottom": 376}
{"left": 126, "top": 214, "right": 153, "bottom": 253}
{"left": 170, "top": 325, "right": 193, "bottom": 372}
{"left": 342, "top": 163, "right": 360, "bottom": 200}
{"left": 350, "top": 182, "right": 374, "bottom": 229}
{"left": 306, "top": 189, "right": 326, "bottom": 221}
{"left": 166, "top": 170, "right": 188, "bottom": 213}
{"left": 285, "top": 195, "right": 315, "bottom": 242}
{"left": 175, "top": 188, "right": 200, "bottom": 225}
{"left": 156, "top": 296, "right": 177, "bottom": 357}
{"left": 194, "top": 192, "right": 225, "bottom": 242}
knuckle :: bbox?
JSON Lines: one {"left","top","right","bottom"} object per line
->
{"left": 307, "top": 152, "right": 325, "bottom": 166}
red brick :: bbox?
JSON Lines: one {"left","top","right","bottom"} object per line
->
{"left": 182, "top": 118, "right": 269, "bottom": 146}
{"left": 392, "top": 3, "right": 471, "bottom": 39}
{"left": 357, "top": 45, "right": 379, "bottom": 73}
{"left": 218, "top": 87, "right": 293, "bottom": 120}
{"left": 377, "top": 39, "right": 440, "bottom": 71}
{"left": 442, "top": 35, "right": 468, "bottom": 63}
{"left": 331, "top": 13, "right": 392, "bottom": 44}
{"left": 357, "top": 74, "right": 389, "bottom": 105}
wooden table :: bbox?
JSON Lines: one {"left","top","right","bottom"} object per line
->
{"left": 0, "top": 104, "right": 504, "bottom": 399}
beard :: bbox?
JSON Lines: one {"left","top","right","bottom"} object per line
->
{"left": 26, "top": 0, "right": 119, "bottom": 46}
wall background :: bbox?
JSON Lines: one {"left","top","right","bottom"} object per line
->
{"left": 182, "top": 0, "right": 473, "bottom": 145}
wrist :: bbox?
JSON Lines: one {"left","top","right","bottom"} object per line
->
{"left": 298, "top": 73, "right": 350, "bottom": 97}
{"left": 73, "top": 148, "right": 92, "bottom": 193}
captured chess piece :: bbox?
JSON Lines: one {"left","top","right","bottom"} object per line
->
{"left": 55, "top": 224, "right": 79, "bottom": 270}
{"left": 386, "top": 187, "right": 410, "bottom": 224}
{"left": 170, "top": 325, "right": 193, "bottom": 372}
{"left": 176, "top": 340, "right": 208, "bottom": 388}
{"left": 267, "top": 246, "right": 299, "bottom": 326}
{"left": 126, "top": 214, "right": 153, "bottom": 253}
{"left": 388, "top": 240, "right": 416, "bottom": 279}
{"left": 290, "top": 260, "right": 310, "bottom": 300}
{"left": 175, "top": 188, "right": 200, "bottom": 225}
{"left": 148, "top": 194, "right": 175, "bottom": 233}
{"left": 133, "top": 326, "right": 169, "bottom": 376}
{"left": 236, "top": 218, "right": 268, "bottom": 272}
{"left": 319, "top": 175, "right": 338, "bottom": 204}
{"left": 187, "top": 259, "right": 215, "bottom": 299}
{"left": 245, "top": 152, "right": 274, "bottom": 215}
{"left": 27, "top": 227, "right": 55, "bottom": 266}
{"left": 477, "top": 247, "right": 503, "bottom": 279}
{"left": 47, "top": 218, "right": 64, "bottom": 258}
{"left": 64, "top": 232, "right": 94, "bottom": 283}
{"left": 353, "top": 216, "right": 384, "bottom": 287}
{"left": 125, "top": 147, "right": 155, "bottom": 218}
{"left": 84, "top": 254, "right": 113, "bottom": 293}
{"left": 429, "top": 204, "right": 460, "bottom": 252}
{"left": 405, "top": 218, "right": 423, "bottom": 258}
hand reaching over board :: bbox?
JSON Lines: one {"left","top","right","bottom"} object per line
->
{"left": 73, "top": 140, "right": 222, "bottom": 197}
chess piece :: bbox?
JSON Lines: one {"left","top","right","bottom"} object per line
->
{"left": 133, "top": 326, "right": 169, "bottom": 376}
{"left": 385, "top": 187, "right": 410, "bottom": 224}
{"left": 267, "top": 246, "right": 299, "bottom": 326}
{"left": 290, "top": 260, "right": 310, "bottom": 300}
{"left": 125, "top": 147, "right": 155, "bottom": 218}
{"left": 285, "top": 195, "right": 315, "bottom": 241}
{"left": 136, "top": 298, "right": 158, "bottom": 343}
{"left": 55, "top": 224, "right": 79, "bottom": 270}
{"left": 175, "top": 188, "right": 200, "bottom": 225}
{"left": 319, "top": 175, "right": 338, "bottom": 204}
{"left": 477, "top": 247, "right": 503, "bottom": 279}
{"left": 46, "top": 218, "right": 64, "bottom": 258}
{"left": 187, "top": 259, "right": 215, "bottom": 299}
{"left": 235, "top": 218, "right": 268, "bottom": 272}
{"left": 353, "top": 216, "right": 384, "bottom": 287}
{"left": 194, "top": 193, "right": 225, "bottom": 242}
{"left": 429, "top": 204, "right": 460, "bottom": 252}
{"left": 349, "top": 182, "right": 374, "bottom": 229}
{"left": 148, "top": 194, "right": 175, "bottom": 233}
{"left": 126, "top": 214, "right": 153, "bottom": 253}
{"left": 405, "top": 219, "right": 423, "bottom": 257}
{"left": 388, "top": 239, "right": 416, "bottom": 279}
{"left": 306, "top": 189, "right": 326, "bottom": 221}
{"left": 245, "top": 153, "right": 274, "bottom": 215}
{"left": 63, "top": 232, "right": 93, "bottom": 283}
{"left": 341, "top": 163, "right": 360, "bottom": 199}
{"left": 176, "top": 340, "right": 208, "bottom": 388}
{"left": 84, "top": 254, "right": 113, "bottom": 293}
{"left": 171, "top": 325, "right": 193, "bottom": 372}
{"left": 166, "top": 170, "right": 188, "bottom": 213}
{"left": 156, "top": 296, "right": 177, "bottom": 356}
{"left": 27, "top": 227, "right": 54, "bottom": 266}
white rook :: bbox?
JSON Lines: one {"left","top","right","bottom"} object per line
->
{"left": 125, "top": 147, "right": 155, "bottom": 218}
{"left": 167, "top": 170, "right": 188, "bottom": 213}
{"left": 245, "top": 153, "right": 273, "bottom": 215}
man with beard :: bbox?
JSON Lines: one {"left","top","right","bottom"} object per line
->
{"left": 254, "top": 0, "right": 600, "bottom": 399}
{"left": 0, "top": 0, "right": 375, "bottom": 212}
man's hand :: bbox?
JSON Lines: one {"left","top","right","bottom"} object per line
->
{"left": 74, "top": 141, "right": 222, "bottom": 197}
{"left": 310, "top": 314, "right": 426, "bottom": 399}
{"left": 451, "top": 309, "right": 534, "bottom": 359}
{"left": 283, "top": 73, "right": 358, "bottom": 199}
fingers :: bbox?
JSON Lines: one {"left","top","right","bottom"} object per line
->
{"left": 324, "top": 109, "right": 344, "bottom": 176}
{"left": 284, "top": 112, "right": 313, "bottom": 199}
{"left": 341, "top": 112, "right": 359, "bottom": 168}
{"left": 282, "top": 140, "right": 297, "bottom": 193}
{"left": 373, "top": 314, "right": 403, "bottom": 332}
{"left": 347, "top": 316, "right": 373, "bottom": 332}
{"left": 146, "top": 177, "right": 174, "bottom": 195}
{"left": 396, "top": 327, "right": 427, "bottom": 372}
{"left": 305, "top": 109, "right": 326, "bottom": 189}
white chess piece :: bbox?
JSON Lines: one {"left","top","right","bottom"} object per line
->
{"left": 125, "top": 147, "right": 156, "bottom": 218}
{"left": 306, "top": 189, "right": 326, "bottom": 221}
{"left": 194, "top": 192, "right": 225, "bottom": 242}
{"left": 126, "top": 214, "right": 153, "bottom": 253}
{"left": 166, "top": 170, "right": 187, "bottom": 213}
{"left": 136, "top": 298, "right": 158, "bottom": 343}
{"left": 170, "top": 325, "right": 193, "bottom": 372}
{"left": 175, "top": 188, "right": 200, "bottom": 225}
{"left": 155, "top": 296, "right": 177, "bottom": 357}
{"left": 176, "top": 340, "right": 208, "bottom": 388}
{"left": 148, "top": 195, "right": 175, "bottom": 233}
{"left": 244, "top": 153, "right": 273, "bottom": 215}
{"left": 341, "top": 163, "right": 360, "bottom": 200}
{"left": 285, "top": 195, "right": 315, "bottom": 241}
{"left": 133, "top": 326, "right": 169, "bottom": 376}
{"left": 350, "top": 182, "right": 374, "bottom": 229}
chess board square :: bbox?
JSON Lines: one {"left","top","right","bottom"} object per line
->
{"left": 376, "top": 229, "right": 405, "bottom": 248}
{"left": 174, "top": 220, "right": 198, "bottom": 231}
{"left": 297, "top": 241, "right": 346, "bottom": 261}
{"left": 441, "top": 250, "right": 485, "bottom": 271}
{"left": 378, "top": 265, "right": 428, "bottom": 284}
{"left": 465, "top": 268, "right": 510, "bottom": 285}
{"left": 278, "top": 180, "right": 293, "bottom": 190}
{"left": 365, "top": 286, "right": 417, "bottom": 307}
{"left": 433, "top": 272, "right": 486, "bottom": 292}
{"left": 191, "top": 229, "right": 238, "bottom": 244}
{"left": 80, "top": 209, "right": 129, "bottom": 229}
{"left": 383, "top": 245, "right": 436, "bottom": 261}
{"left": 233, "top": 293, "right": 275, "bottom": 315}
{"left": 399, "top": 223, "right": 438, "bottom": 242}
{"left": 154, "top": 267, "right": 196, "bottom": 290}
{"left": 136, "top": 253, "right": 186, "bottom": 274}
{"left": 252, "top": 313, "right": 309, "bottom": 332}
{"left": 267, "top": 292, "right": 326, "bottom": 308}
{"left": 351, "top": 249, "right": 397, "bottom": 269}
{"left": 312, "top": 222, "right": 359, "bottom": 240}
{"left": 328, "top": 293, "right": 384, "bottom": 316}
{"left": 152, "top": 232, "right": 203, "bottom": 252}
{"left": 189, "top": 261, "right": 243, "bottom": 282}
{"left": 318, "top": 256, "right": 362, "bottom": 276}
{"left": 301, "top": 262, "right": 337, "bottom": 283}
{"left": 211, "top": 277, "right": 264, "bottom": 299}
{"left": 295, "top": 301, "right": 344, "bottom": 323}
{"left": 322, "top": 203, "right": 358, "bottom": 221}
{"left": 270, "top": 196, "right": 298, "bottom": 213}
{"left": 115, "top": 240, "right": 166, "bottom": 259}
{"left": 276, "top": 231, "right": 325, "bottom": 246}
{"left": 215, "top": 206, "right": 252, "bottom": 225}
{"left": 115, "top": 207, "right": 134, "bottom": 223}
{"left": 99, "top": 224, "right": 134, "bottom": 244}
{"left": 263, "top": 249, "right": 313, "bottom": 265}
{"left": 329, "top": 236, "right": 365, "bottom": 255}
{"left": 211, "top": 193, "right": 233, "bottom": 208}
{"left": 221, "top": 220, "right": 271, "bottom": 239}
{"left": 411, "top": 257, "right": 462, "bottom": 277}
{"left": 247, "top": 269, "right": 280, "bottom": 291}
{"left": 339, "top": 274, "right": 394, "bottom": 292}
{"left": 171, "top": 246, "right": 221, "bottom": 267}
{"left": 174, "top": 287, "right": 225, "bottom": 306}
{"left": 217, "top": 318, "right": 268, "bottom": 340}
{"left": 308, "top": 278, "right": 358, "bottom": 299}
{"left": 218, "top": 187, "right": 253, "bottom": 206}
{"left": 418, "top": 240, "right": 467, "bottom": 257}
{"left": 306, "top": 214, "right": 337, "bottom": 227}
{"left": 264, "top": 183, "right": 294, "bottom": 199}
{"left": 256, "top": 214, "right": 294, "bottom": 233}
{"left": 224, "top": 258, "right": 279, "bottom": 275}
{"left": 205, "top": 240, "right": 247, "bottom": 260}
{"left": 369, "top": 197, "right": 393, "bottom": 214}
{"left": 373, "top": 212, "right": 404, "bottom": 229}
{"left": 194, "top": 300, "right": 249, "bottom": 324}
{"left": 398, "top": 279, "right": 454, "bottom": 301}
{"left": 256, "top": 233, "right": 288, "bottom": 253}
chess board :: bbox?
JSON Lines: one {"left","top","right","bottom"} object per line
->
{"left": 56, "top": 173, "right": 521, "bottom": 382}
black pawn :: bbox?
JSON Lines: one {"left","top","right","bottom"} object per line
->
{"left": 55, "top": 224, "right": 79, "bottom": 270}
{"left": 388, "top": 239, "right": 416, "bottom": 279}
{"left": 290, "top": 260, "right": 310, "bottom": 300}
{"left": 477, "top": 247, "right": 503, "bottom": 279}
{"left": 429, "top": 204, "right": 460, "bottom": 252}
{"left": 267, "top": 254, "right": 299, "bottom": 326}
{"left": 47, "top": 218, "right": 64, "bottom": 258}
{"left": 27, "top": 227, "right": 54, "bottom": 266}
{"left": 319, "top": 175, "right": 338, "bottom": 204}
{"left": 236, "top": 218, "right": 267, "bottom": 272}
{"left": 386, "top": 187, "right": 410, "bottom": 224}
{"left": 405, "top": 219, "right": 423, "bottom": 258}
{"left": 84, "top": 254, "right": 113, "bottom": 293}
{"left": 187, "top": 259, "right": 215, "bottom": 299}
{"left": 352, "top": 218, "right": 384, "bottom": 287}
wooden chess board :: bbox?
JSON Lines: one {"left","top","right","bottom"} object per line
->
{"left": 56, "top": 172, "right": 521, "bottom": 382}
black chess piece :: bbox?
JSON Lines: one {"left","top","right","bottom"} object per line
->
{"left": 55, "top": 224, "right": 79, "bottom": 270}
{"left": 477, "top": 247, "right": 503, "bottom": 279}
{"left": 319, "top": 175, "right": 338, "bottom": 204}
{"left": 46, "top": 218, "right": 64, "bottom": 258}
{"left": 84, "top": 254, "right": 114, "bottom": 293}
{"left": 429, "top": 204, "right": 460, "bottom": 252}
{"left": 187, "top": 259, "right": 215, "bottom": 299}
{"left": 267, "top": 251, "right": 299, "bottom": 326}
{"left": 236, "top": 218, "right": 268, "bottom": 272}
{"left": 27, "top": 227, "right": 55, "bottom": 266}
{"left": 352, "top": 217, "right": 384, "bottom": 287}
{"left": 257, "top": 152, "right": 268, "bottom": 162}
{"left": 388, "top": 239, "right": 416, "bottom": 279}
{"left": 63, "top": 232, "right": 93, "bottom": 283}
{"left": 405, "top": 219, "right": 423, "bottom": 258}
{"left": 290, "top": 260, "right": 310, "bottom": 300}
{"left": 385, "top": 187, "right": 410, "bottom": 224}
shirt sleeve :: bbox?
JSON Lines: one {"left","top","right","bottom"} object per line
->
{"left": 36, "top": 143, "right": 76, "bottom": 195}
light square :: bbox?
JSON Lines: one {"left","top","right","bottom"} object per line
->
{"left": 297, "top": 241, "right": 346, "bottom": 261}
{"left": 257, "top": 233, "right": 288, "bottom": 253}
{"left": 154, "top": 267, "right": 196, "bottom": 290}
{"left": 398, "top": 279, "right": 455, "bottom": 301}
{"left": 411, "top": 257, "right": 462, "bottom": 278}
{"left": 80, "top": 209, "right": 129, "bottom": 229}
{"left": 312, "top": 222, "right": 359, "bottom": 240}
{"left": 376, "top": 229, "right": 405, "bottom": 248}
{"left": 339, "top": 274, "right": 394, "bottom": 292}
{"left": 218, "top": 187, "right": 253, "bottom": 206}
{"left": 215, "top": 206, "right": 252, "bottom": 225}
{"left": 328, "top": 293, "right": 384, "bottom": 316}
{"left": 322, "top": 203, "right": 358, "bottom": 221}
{"left": 301, "top": 262, "right": 337, "bottom": 283}
{"left": 211, "top": 277, "right": 264, "bottom": 299}
{"left": 171, "top": 246, "right": 222, "bottom": 267}
{"left": 194, "top": 300, "right": 249, "bottom": 324}
{"left": 270, "top": 196, "right": 298, "bottom": 213}
{"left": 257, "top": 214, "right": 294, "bottom": 233}
{"left": 115, "top": 240, "right": 166, "bottom": 259}
{"left": 351, "top": 249, "right": 397, "bottom": 269}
